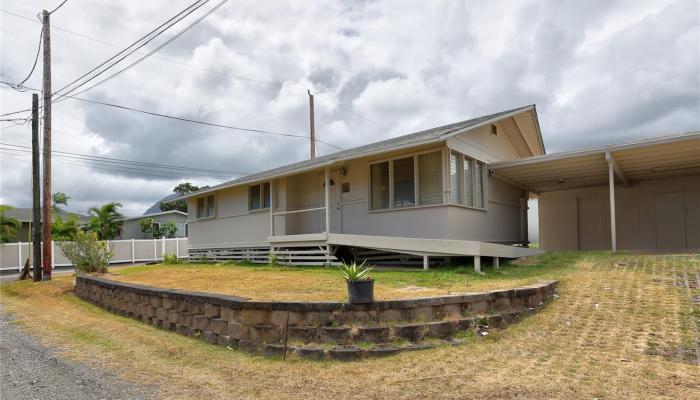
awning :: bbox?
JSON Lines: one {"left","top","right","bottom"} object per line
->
{"left": 488, "top": 132, "right": 700, "bottom": 193}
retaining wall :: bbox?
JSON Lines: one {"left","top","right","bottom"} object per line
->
{"left": 75, "top": 275, "right": 558, "bottom": 359}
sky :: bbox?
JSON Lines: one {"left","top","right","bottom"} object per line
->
{"left": 1, "top": 0, "right": 699, "bottom": 217}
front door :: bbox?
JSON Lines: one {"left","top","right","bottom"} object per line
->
{"left": 318, "top": 170, "right": 342, "bottom": 233}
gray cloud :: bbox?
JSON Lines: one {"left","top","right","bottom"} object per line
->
{"left": 1, "top": 0, "right": 698, "bottom": 215}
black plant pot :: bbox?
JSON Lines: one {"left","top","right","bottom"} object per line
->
{"left": 347, "top": 279, "right": 374, "bottom": 304}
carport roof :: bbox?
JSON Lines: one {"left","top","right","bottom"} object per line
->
{"left": 488, "top": 131, "right": 700, "bottom": 193}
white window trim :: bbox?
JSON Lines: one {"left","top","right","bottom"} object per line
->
{"left": 444, "top": 148, "right": 488, "bottom": 211}
{"left": 367, "top": 148, "right": 445, "bottom": 212}
{"left": 248, "top": 182, "right": 271, "bottom": 212}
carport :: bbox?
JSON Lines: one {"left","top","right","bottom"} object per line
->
{"left": 488, "top": 132, "right": 700, "bottom": 252}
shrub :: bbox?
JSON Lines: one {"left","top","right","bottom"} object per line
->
{"left": 268, "top": 251, "right": 279, "bottom": 267}
{"left": 56, "top": 231, "right": 112, "bottom": 273}
{"left": 163, "top": 253, "right": 180, "bottom": 264}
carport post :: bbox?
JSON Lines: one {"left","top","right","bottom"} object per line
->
{"left": 324, "top": 167, "right": 330, "bottom": 234}
{"left": 606, "top": 152, "right": 617, "bottom": 252}
{"left": 474, "top": 256, "right": 481, "bottom": 273}
{"left": 423, "top": 255, "right": 429, "bottom": 270}
{"left": 494, "top": 257, "right": 500, "bottom": 269}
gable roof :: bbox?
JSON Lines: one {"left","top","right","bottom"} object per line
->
{"left": 119, "top": 209, "right": 188, "bottom": 221}
{"left": 178, "top": 104, "right": 540, "bottom": 200}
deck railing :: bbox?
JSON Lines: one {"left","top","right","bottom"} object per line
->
{"left": 0, "top": 237, "right": 188, "bottom": 271}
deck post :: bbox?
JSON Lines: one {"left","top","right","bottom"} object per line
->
{"left": 324, "top": 167, "right": 330, "bottom": 234}
{"left": 493, "top": 257, "right": 499, "bottom": 269}
{"left": 269, "top": 179, "right": 275, "bottom": 236}
{"left": 474, "top": 256, "right": 481, "bottom": 273}
{"left": 422, "top": 254, "right": 429, "bottom": 270}
{"left": 606, "top": 152, "right": 617, "bottom": 252}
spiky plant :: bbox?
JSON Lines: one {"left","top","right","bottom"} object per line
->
{"left": 337, "top": 261, "right": 374, "bottom": 281}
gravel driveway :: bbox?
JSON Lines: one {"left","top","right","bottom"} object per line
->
{"left": 0, "top": 313, "right": 156, "bottom": 399}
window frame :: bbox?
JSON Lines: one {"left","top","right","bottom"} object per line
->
{"left": 367, "top": 148, "right": 444, "bottom": 212}
{"left": 248, "top": 182, "right": 271, "bottom": 212}
{"left": 446, "top": 150, "right": 487, "bottom": 211}
{"left": 195, "top": 194, "right": 216, "bottom": 219}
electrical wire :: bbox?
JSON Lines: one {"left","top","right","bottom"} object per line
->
{"left": 0, "top": 142, "right": 247, "bottom": 175}
{"left": 13, "top": 28, "right": 43, "bottom": 89}
{"left": 49, "top": 0, "right": 68, "bottom": 15}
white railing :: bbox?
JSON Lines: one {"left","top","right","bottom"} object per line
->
{"left": 0, "top": 237, "right": 188, "bottom": 271}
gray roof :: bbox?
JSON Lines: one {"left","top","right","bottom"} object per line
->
{"left": 3, "top": 208, "right": 89, "bottom": 223}
{"left": 179, "top": 105, "right": 535, "bottom": 199}
{"left": 143, "top": 193, "right": 179, "bottom": 215}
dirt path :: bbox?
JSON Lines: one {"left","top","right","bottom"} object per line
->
{"left": 0, "top": 313, "right": 155, "bottom": 400}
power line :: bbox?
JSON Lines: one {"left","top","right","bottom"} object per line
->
{"left": 52, "top": 0, "right": 209, "bottom": 100}
{"left": 13, "top": 27, "right": 43, "bottom": 89}
{"left": 0, "top": 142, "right": 247, "bottom": 175}
{"left": 48, "top": 0, "right": 68, "bottom": 15}
{"left": 70, "top": 0, "right": 229, "bottom": 98}
{"left": 0, "top": 81, "right": 345, "bottom": 150}
{"left": 0, "top": 8, "right": 388, "bottom": 129}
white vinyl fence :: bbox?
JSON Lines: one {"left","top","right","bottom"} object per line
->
{"left": 0, "top": 237, "right": 188, "bottom": 271}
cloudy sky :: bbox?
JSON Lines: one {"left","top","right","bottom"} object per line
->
{"left": 1, "top": 0, "right": 698, "bottom": 216}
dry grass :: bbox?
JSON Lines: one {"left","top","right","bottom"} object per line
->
{"left": 105, "top": 254, "right": 577, "bottom": 301}
{"left": 1, "top": 253, "right": 699, "bottom": 399}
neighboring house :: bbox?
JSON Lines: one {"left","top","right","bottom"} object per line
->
{"left": 491, "top": 132, "right": 700, "bottom": 252}
{"left": 179, "top": 105, "right": 546, "bottom": 269}
{"left": 116, "top": 210, "right": 188, "bottom": 240}
{"left": 1, "top": 208, "right": 89, "bottom": 243}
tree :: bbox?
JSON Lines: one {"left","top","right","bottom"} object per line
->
{"left": 139, "top": 218, "right": 155, "bottom": 238}
{"left": 158, "top": 221, "right": 178, "bottom": 238}
{"left": 160, "top": 182, "right": 199, "bottom": 213}
{"left": 0, "top": 205, "right": 21, "bottom": 243}
{"left": 88, "top": 202, "right": 124, "bottom": 240}
{"left": 51, "top": 192, "right": 69, "bottom": 213}
{"left": 52, "top": 214, "right": 80, "bottom": 241}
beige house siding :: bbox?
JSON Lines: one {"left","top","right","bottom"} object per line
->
{"left": 539, "top": 174, "right": 700, "bottom": 251}
{"left": 187, "top": 125, "right": 529, "bottom": 249}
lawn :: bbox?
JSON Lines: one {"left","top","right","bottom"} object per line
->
{"left": 1, "top": 252, "right": 698, "bottom": 399}
{"left": 107, "top": 252, "right": 580, "bottom": 301}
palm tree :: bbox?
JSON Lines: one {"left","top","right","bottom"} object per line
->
{"left": 88, "top": 202, "right": 124, "bottom": 240}
{"left": 52, "top": 192, "right": 70, "bottom": 213}
{"left": 52, "top": 214, "right": 80, "bottom": 241}
{"left": 0, "top": 205, "right": 21, "bottom": 243}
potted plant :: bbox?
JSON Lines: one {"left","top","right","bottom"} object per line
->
{"left": 338, "top": 261, "right": 374, "bottom": 303}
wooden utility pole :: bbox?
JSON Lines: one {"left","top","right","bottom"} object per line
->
{"left": 308, "top": 90, "right": 315, "bottom": 159}
{"left": 41, "top": 9, "right": 52, "bottom": 280}
{"left": 32, "top": 93, "right": 42, "bottom": 282}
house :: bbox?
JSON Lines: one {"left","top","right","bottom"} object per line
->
{"left": 179, "top": 105, "right": 546, "bottom": 269}
{"left": 116, "top": 210, "right": 188, "bottom": 240}
{"left": 179, "top": 104, "right": 699, "bottom": 267}
{"left": 490, "top": 132, "right": 700, "bottom": 252}
{"left": 1, "top": 207, "right": 89, "bottom": 243}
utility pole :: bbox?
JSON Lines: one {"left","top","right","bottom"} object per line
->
{"left": 41, "top": 9, "right": 52, "bottom": 280}
{"left": 308, "top": 90, "right": 315, "bottom": 159}
{"left": 32, "top": 93, "right": 42, "bottom": 282}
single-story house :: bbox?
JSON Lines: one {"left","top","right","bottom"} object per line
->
{"left": 116, "top": 210, "right": 188, "bottom": 240}
{"left": 1, "top": 208, "right": 89, "bottom": 243}
{"left": 178, "top": 104, "right": 699, "bottom": 267}
{"left": 179, "top": 105, "right": 547, "bottom": 269}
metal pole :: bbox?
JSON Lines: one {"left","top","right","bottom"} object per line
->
{"left": 607, "top": 155, "right": 617, "bottom": 252}
{"left": 324, "top": 168, "right": 330, "bottom": 234}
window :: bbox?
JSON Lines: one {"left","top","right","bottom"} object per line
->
{"left": 249, "top": 182, "right": 271, "bottom": 210}
{"left": 370, "top": 162, "right": 390, "bottom": 210}
{"left": 196, "top": 195, "right": 215, "bottom": 218}
{"left": 418, "top": 151, "right": 443, "bottom": 205}
{"left": 393, "top": 156, "right": 415, "bottom": 207}
{"left": 450, "top": 152, "right": 462, "bottom": 204}
{"left": 464, "top": 157, "right": 474, "bottom": 207}
{"left": 475, "top": 161, "right": 485, "bottom": 208}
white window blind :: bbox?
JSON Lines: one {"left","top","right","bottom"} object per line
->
{"left": 370, "top": 162, "right": 390, "bottom": 210}
{"left": 393, "top": 157, "right": 415, "bottom": 207}
{"left": 450, "top": 152, "right": 462, "bottom": 204}
{"left": 464, "top": 157, "right": 474, "bottom": 207}
{"left": 419, "top": 151, "right": 443, "bottom": 205}
{"left": 476, "top": 161, "right": 485, "bottom": 208}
